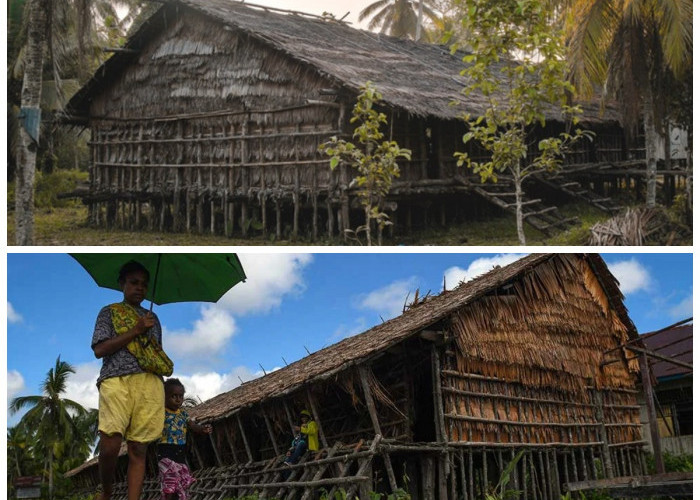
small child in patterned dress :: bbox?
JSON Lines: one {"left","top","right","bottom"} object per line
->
{"left": 157, "top": 378, "right": 212, "bottom": 500}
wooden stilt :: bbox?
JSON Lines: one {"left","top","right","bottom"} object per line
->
{"left": 275, "top": 200, "right": 282, "bottom": 240}
{"left": 421, "top": 456, "right": 436, "bottom": 500}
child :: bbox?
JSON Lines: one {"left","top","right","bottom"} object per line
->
{"left": 158, "top": 378, "right": 212, "bottom": 500}
{"left": 284, "top": 409, "right": 318, "bottom": 465}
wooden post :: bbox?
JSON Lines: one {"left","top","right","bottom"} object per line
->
{"left": 241, "top": 119, "right": 249, "bottom": 237}
{"left": 186, "top": 168, "right": 192, "bottom": 233}
{"left": 262, "top": 408, "right": 281, "bottom": 456}
{"left": 327, "top": 199, "right": 334, "bottom": 237}
{"left": 275, "top": 200, "right": 282, "bottom": 240}
{"left": 593, "top": 390, "right": 614, "bottom": 478}
{"left": 283, "top": 400, "right": 297, "bottom": 435}
{"left": 359, "top": 365, "right": 398, "bottom": 492}
{"left": 236, "top": 413, "right": 254, "bottom": 462}
{"left": 431, "top": 346, "right": 449, "bottom": 500}
{"left": 640, "top": 350, "right": 665, "bottom": 473}
{"left": 293, "top": 124, "right": 301, "bottom": 239}
{"left": 431, "top": 346, "right": 448, "bottom": 443}
{"left": 173, "top": 121, "right": 182, "bottom": 231}
{"left": 305, "top": 389, "right": 329, "bottom": 450}
{"left": 223, "top": 420, "right": 240, "bottom": 464}
{"left": 208, "top": 431, "right": 223, "bottom": 466}
{"left": 421, "top": 456, "right": 436, "bottom": 500}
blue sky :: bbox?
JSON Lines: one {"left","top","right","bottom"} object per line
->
{"left": 6, "top": 252, "right": 692, "bottom": 427}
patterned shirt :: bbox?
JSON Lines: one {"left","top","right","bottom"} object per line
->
{"left": 161, "top": 408, "right": 189, "bottom": 445}
{"left": 91, "top": 304, "right": 163, "bottom": 386}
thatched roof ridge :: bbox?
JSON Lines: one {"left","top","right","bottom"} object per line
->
{"left": 65, "top": 0, "right": 619, "bottom": 124}
{"left": 190, "top": 253, "right": 635, "bottom": 423}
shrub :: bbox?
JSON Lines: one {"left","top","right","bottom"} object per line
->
{"left": 8, "top": 169, "right": 89, "bottom": 210}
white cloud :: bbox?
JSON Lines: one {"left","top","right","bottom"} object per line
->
{"left": 165, "top": 305, "right": 238, "bottom": 358}
{"left": 7, "top": 370, "right": 25, "bottom": 402}
{"left": 63, "top": 361, "right": 102, "bottom": 411}
{"left": 669, "top": 294, "right": 693, "bottom": 319}
{"left": 217, "top": 254, "right": 313, "bottom": 315}
{"left": 162, "top": 254, "right": 313, "bottom": 362}
{"left": 608, "top": 259, "right": 652, "bottom": 295}
{"left": 443, "top": 254, "right": 527, "bottom": 290}
{"left": 176, "top": 366, "right": 261, "bottom": 404}
{"left": 8, "top": 302, "right": 23, "bottom": 323}
{"left": 358, "top": 278, "right": 420, "bottom": 320}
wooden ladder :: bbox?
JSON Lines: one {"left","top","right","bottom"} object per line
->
{"left": 533, "top": 174, "right": 624, "bottom": 214}
{"left": 472, "top": 181, "right": 579, "bottom": 236}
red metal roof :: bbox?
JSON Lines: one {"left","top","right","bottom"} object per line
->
{"left": 642, "top": 324, "right": 693, "bottom": 380}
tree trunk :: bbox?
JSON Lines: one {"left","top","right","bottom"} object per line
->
{"left": 514, "top": 173, "right": 526, "bottom": 245}
{"left": 48, "top": 448, "right": 54, "bottom": 500}
{"left": 15, "top": 0, "right": 48, "bottom": 245}
{"left": 686, "top": 126, "right": 692, "bottom": 218}
{"left": 365, "top": 204, "right": 372, "bottom": 246}
{"left": 415, "top": 0, "right": 424, "bottom": 41}
{"left": 643, "top": 91, "right": 658, "bottom": 207}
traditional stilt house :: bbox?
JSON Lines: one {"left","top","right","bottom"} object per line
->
{"left": 64, "top": 0, "right": 670, "bottom": 240}
{"left": 67, "top": 253, "right": 646, "bottom": 499}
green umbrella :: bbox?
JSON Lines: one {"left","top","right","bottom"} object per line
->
{"left": 70, "top": 253, "right": 246, "bottom": 308}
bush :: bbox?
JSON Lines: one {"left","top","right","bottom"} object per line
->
{"left": 8, "top": 169, "right": 88, "bottom": 210}
{"left": 646, "top": 451, "right": 693, "bottom": 473}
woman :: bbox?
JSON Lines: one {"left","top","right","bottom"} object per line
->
{"left": 91, "top": 260, "right": 169, "bottom": 500}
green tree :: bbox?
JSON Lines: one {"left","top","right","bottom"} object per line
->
{"left": 452, "top": 0, "right": 590, "bottom": 244}
{"left": 320, "top": 82, "right": 412, "bottom": 246}
{"left": 563, "top": 0, "right": 692, "bottom": 207}
{"left": 9, "top": 357, "right": 90, "bottom": 500}
{"left": 359, "top": 0, "right": 441, "bottom": 40}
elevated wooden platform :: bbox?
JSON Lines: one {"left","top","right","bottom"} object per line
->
{"left": 567, "top": 472, "right": 693, "bottom": 498}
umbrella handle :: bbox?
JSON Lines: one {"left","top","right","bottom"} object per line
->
{"left": 149, "top": 254, "right": 162, "bottom": 312}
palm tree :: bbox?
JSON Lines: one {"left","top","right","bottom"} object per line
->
{"left": 563, "top": 0, "right": 692, "bottom": 206}
{"left": 359, "top": 0, "right": 441, "bottom": 40}
{"left": 12, "top": 0, "right": 149, "bottom": 244}
{"left": 10, "top": 357, "right": 90, "bottom": 500}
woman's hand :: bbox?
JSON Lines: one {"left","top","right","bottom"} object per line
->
{"left": 135, "top": 312, "right": 155, "bottom": 334}
{"left": 93, "top": 312, "right": 155, "bottom": 358}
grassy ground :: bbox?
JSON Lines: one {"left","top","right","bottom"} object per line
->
{"left": 6, "top": 202, "right": 689, "bottom": 246}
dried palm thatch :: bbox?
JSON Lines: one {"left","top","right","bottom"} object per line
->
{"left": 451, "top": 254, "right": 638, "bottom": 394}
{"left": 189, "top": 253, "right": 637, "bottom": 424}
{"left": 588, "top": 206, "right": 690, "bottom": 245}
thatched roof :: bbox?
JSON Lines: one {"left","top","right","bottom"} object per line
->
{"left": 190, "top": 253, "right": 636, "bottom": 423}
{"left": 66, "top": 0, "right": 619, "bottom": 124}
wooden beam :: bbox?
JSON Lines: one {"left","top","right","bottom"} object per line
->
{"left": 236, "top": 412, "right": 254, "bottom": 462}
{"left": 262, "top": 407, "right": 281, "bottom": 456}
{"left": 640, "top": 351, "right": 665, "bottom": 474}
{"left": 208, "top": 431, "right": 223, "bottom": 466}
{"left": 359, "top": 365, "right": 398, "bottom": 493}
{"left": 306, "top": 389, "right": 329, "bottom": 450}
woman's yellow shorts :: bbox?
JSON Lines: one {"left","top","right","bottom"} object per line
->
{"left": 98, "top": 372, "right": 165, "bottom": 443}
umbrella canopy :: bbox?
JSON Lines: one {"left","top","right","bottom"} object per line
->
{"left": 70, "top": 253, "right": 246, "bottom": 306}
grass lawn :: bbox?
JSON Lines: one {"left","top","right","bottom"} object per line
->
{"left": 6, "top": 202, "right": 641, "bottom": 246}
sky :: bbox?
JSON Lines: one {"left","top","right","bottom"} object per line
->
{"left": 5, "top": 251, "right": 693, "bottom": 427}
